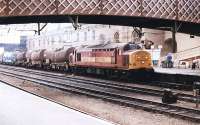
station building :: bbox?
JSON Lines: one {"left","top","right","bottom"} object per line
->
{"left": 27, "top": 24, "right": 200, "bottom": 68}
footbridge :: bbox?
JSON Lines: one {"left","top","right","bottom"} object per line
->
{"left": 0, "top": 0, "right": 199, "bottom": 35}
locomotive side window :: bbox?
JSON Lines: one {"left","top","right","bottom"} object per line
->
{"left": 111, "top": 57, "right": 115, "bottom": 64}
{"left": 123, "top": 55, "right": 129, "bottom": 66}
{"left": 77, "top": 53, "right": 81, "bottom": 61}
{"left": 117, "top": 49, "right": 120, "bottom": 55}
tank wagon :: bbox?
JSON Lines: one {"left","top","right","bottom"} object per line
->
{"left": 25, "top": 51, "right": 32, "bottom": 67}
{"left": 51, "top": 47, "right": 75, "bottom": 71}
{"left": 30, "top": 49, "right": 46, "bottom": 67}
{"left": 43, "top": 50, "right": 54, "bottom": 69}
{"left": 15, "top": 51, "right": 26, "bottom": 66}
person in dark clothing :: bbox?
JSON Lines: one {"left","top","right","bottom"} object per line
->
{"left": 192, "top": 62, "right": 196, "bottom": 70}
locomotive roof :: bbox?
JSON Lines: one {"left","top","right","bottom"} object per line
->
{"left": 87, "top": 42, "right": 127, "bottom": 49}
{"left": 76, "top": 42, "right": 142, "bottom": 52}
{"left": 76, "top": 43, "right": 127, "bottom": 52}
{"left": 122, "top": 49, "right": 149, "bottom": 55}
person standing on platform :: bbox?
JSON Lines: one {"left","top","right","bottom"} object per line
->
{"left": 192, "top": 61, "right": 196, "bottom": 70}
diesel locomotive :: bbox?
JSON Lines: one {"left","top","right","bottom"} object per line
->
{"left": 70, "top": 42, "right": 153, "bottom": 76}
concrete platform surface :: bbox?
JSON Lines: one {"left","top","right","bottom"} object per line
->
{"left": 154, "top": 67, "right": 200, "bottom": 76}
{"left": 0, "top": 82, "right": 115, "bottom": 125}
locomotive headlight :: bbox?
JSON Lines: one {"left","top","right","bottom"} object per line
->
{"left": 141, "top": 61, "right": 145, "bottom": 64}
{"left": 145, "top": 56, "right": 148, "bottom": 59}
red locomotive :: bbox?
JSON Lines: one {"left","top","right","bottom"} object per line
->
{"left": 71, "top": 42, "right": 153, "bottom": 76}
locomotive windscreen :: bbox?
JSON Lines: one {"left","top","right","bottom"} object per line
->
{"left": 123, "top": 43, "right": 141, "bottom": 51}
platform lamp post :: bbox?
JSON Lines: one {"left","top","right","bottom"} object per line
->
{"left": 158, "top": 45, "right": 163, "bottom": 66}
{"left": 151, "top": 45, "right": 154, "bottom": 65}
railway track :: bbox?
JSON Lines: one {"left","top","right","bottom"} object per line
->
{"left": 1, "top": 67, "right": 200, "bottom": 122}
{"left": 0, "top": 65, "right": 196, "bottom": 103}
{"left": 0, "top": 64, "right": 194, "bottom": 90}
{"left": 0, "top": 65, "right": 193, "bottom": 91}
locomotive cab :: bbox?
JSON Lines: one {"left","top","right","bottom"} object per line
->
{"left": 129, "top": 51, "right": 153, "bottom": 70}
{"left": 122, "top": 43, "right": 153, "bottom": 71}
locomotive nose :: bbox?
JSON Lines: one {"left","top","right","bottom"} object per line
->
{"left": 136, "top": 52, "right": 150, "bottom": 61}
{"left": 133, "top": 51, "right": 152, "bottom": 68}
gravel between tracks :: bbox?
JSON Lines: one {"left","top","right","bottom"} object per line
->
{"left": 0, "top": 73, "right": 199, "bottom": 125}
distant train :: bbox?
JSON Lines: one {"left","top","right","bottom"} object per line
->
{"left": 1, "top": 42, "right": 154, "bottom": 77}
{"left": 1, "top": 52, "right": 16, "bottom": 65}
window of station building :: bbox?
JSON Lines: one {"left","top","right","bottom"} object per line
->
{"left": 114, "top": 32, "right": 120, "bottom": 43}
{"left": 84, "top": 32, "right": 87, "bottom": 41}
{"left": 32, "top": 41, "right": 35, "bottom": 49}
{"left": 28, "top": 41, "right": 31, "bottom": 49}
{"left": 63, "top": 34, "right": 67, "bottom": 41}
{"left": 65, "top": 32, "right": 68, "bottom": 40}
{"left": 70, "top": 31, "right": 72, "bottom": 40}
{"left": 77, "top": 32, "right": 79, "bottom": 41}
{"left": 92, "top": 30, "right": 95, "bottom": 40}
{"left": 38, "top": 40, "right": 40, "bottom": 46}
{"left": 77, "top": 53, "right": 81, "bottom": 61}
{"left": 59, "top": 36, "right": 62, "bottom": 43}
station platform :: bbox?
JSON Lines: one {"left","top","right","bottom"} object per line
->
{"left": 0, "top": 82, "right": 114, "bottom": 125}
{"left": 154, "top": 67, "right": 200, "bottom": 76}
